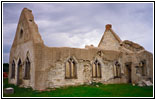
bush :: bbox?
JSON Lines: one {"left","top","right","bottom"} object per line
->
{"left": 3, "top": 63, "right": 9, "bottom": 72}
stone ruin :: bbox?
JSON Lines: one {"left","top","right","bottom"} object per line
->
{"left": 8, "top": 8, "right": 153, "bottom": 90}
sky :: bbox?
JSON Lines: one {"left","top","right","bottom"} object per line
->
{"left": 3, "top": 2, "right": 153, "bottom": 63}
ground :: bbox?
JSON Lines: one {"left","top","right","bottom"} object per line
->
{"left": 3, "top": 78, "right": 153, "bottom": 97}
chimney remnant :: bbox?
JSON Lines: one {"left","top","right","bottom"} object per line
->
{"left": 105, "top": 24, "right": 112, "bottom": 31}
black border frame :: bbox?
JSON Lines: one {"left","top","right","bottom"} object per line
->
{"left": 1, "top": 1, "right": 155, "bottom": 99}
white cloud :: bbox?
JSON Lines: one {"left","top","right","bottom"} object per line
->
{"left": 3, "top": 23, "right": 17, "bottom": 45}
{"left": 3, "top": 53, "right": 10, "bottom": 63}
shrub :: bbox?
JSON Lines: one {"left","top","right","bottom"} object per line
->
{"left": 3, "top": 63, "right": 9, "bottom": 72}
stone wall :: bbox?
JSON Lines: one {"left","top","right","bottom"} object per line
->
{"left": 98, "top": 24, "right": 121, "bottom": 51}
{"left": 33, "top": 44, "right": 128, "bottom": 90}
{"left": 8, "top": 8, "right": 43, "bottom": 89}
{"left": 98, "top": 30, "right": 121, "bottom": 51}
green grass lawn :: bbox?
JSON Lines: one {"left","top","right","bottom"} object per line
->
{"left": 3, "top": 78, "right": 153, "bottom": 97}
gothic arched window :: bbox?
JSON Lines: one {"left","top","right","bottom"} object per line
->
{"left": 92, "top": 60, "right": 102, "bottom": 78}
{"left": 24, "top": 57, "right": 31, "bottom": 79}
{"left": 65, "top": 58, "right": 77, "bottom": 79}
{"left": 11, "top": 60, "right": 15, "bottom": 79}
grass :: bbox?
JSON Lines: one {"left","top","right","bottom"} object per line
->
{"left": 3, "top": 78, "right": 153, "bottom": 97}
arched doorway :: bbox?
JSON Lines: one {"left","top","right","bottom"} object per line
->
{"left": 17, "top": 59, "right": 23, "bottom": 85}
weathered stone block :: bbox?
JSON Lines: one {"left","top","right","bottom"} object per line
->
{"left": 4, "top": 87, "right": 14, "bottom": 94}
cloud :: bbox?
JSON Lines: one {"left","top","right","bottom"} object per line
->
{"left": 3, "top": 3, "right": 153, "bottom": 63}
{"left": 3, "top": 53, "right": 10, "bottom": 63}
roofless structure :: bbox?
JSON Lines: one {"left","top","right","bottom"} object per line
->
{"left": 9, "top": 8, "right": 153, "bottom": 90}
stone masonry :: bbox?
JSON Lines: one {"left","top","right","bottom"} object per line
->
{"left": 8, "top": 8, "right": 153, "bottom": 90}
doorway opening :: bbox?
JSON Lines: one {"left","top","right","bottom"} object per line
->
{"left": 125, "top": 62, "right": 132, "bottom": 83}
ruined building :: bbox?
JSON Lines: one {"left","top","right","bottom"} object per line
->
{"left": 9, "top": 8, "right": 153, "bottom": 90}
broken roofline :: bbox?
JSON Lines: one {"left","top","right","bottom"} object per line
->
{"left": 16, "top": 8, "right": 123, "bottom": 49}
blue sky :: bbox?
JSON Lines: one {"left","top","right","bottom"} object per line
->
{"left": 3, "top": 3, "right": 153, "bottom": 63}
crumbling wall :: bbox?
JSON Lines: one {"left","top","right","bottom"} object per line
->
{"left": 33, "top": 45, "right": 127, "bottom": 90}
{"left": 9, "top": 8, "right": 43, "bottom": 89}
{"left": 121, "top": 40, "right": 144, "bottom": 52}
{"left": 135, "top": 51, "right": 153, "bottom": 82}
{"left": 120, "top": 48, "right": 153, "bottom": 84}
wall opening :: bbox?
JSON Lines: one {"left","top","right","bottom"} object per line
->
{"left": 114, "top": 61, "right": 121, "bottom": 78}
{"left": 29, "top": 19, "right": 33, "bottom": 22}
{"left": 24, "top": 57, "right": 31, "bottom": 80}
{"left": 139, "top": 60, "right": 146, "bottom": 76}
{"left": 65, "top": 58, "right": 77, "bottom": 79}
{"left": 20, "top": 29, "right": 23, "bottom": 38}
{"left": 92, "top": 60, "right": 102, "bottom": 78}
{"left": 11, "top": 60, "right": 15, "bottom": 79}
{"left": 17, "top": 59, "right": 23, "bottom": 85}
{"left": 125, "top": 62, "right": 132, "bottom": 83}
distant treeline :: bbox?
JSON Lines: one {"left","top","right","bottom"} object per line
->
{"left": 3, "top": 63, "right": 9, "bottom": 72}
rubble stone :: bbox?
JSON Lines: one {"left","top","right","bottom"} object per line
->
{"left": 4, "top": 87, "right": 14, "bottom": 94}
{"left": 142, "top": 80, "right": 153, "bottom": 86}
